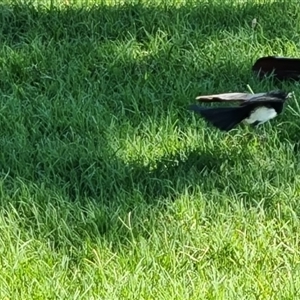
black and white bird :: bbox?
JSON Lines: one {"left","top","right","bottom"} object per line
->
{"left": 188, "top": 90, "right": 292, "bottom": 131}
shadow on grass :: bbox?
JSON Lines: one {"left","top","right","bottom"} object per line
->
{"left": 2, "top": 134, "right": 256, "bottom": 205}
{"left": 0, "top": 1, "right": 297, "bottom": 46}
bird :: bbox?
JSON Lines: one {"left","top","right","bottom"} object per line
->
{"left": 188, "top": 90, "right": 292, "bottom": 131}
{"left": 252, "top": 56, "right": 300, "bottom": 81}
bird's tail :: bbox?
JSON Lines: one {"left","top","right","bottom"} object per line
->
{"left": 188, "top": 105, "right": 249, "bottom": 131}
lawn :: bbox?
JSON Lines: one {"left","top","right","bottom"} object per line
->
{"left": 1, "top": 0, "right": 300, "bottom": 298}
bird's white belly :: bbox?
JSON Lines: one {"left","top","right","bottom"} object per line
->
{"left": 244, "top": 107, "right": 277, "bottom": 125}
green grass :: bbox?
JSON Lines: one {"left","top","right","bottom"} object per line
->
{"left": 2, "top": 0, "right": 300, "bottom": 298}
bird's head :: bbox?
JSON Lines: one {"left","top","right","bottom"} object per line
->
{"left": 268, "top": 90, "right": 293, "bottom": 100}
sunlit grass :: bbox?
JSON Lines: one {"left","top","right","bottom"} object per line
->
{"left": 1, "top": 0, "right": 300, "bottom": 299}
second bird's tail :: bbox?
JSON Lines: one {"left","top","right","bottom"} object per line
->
{"left": 188, "top": 105, "right": 249, "bottom": 131}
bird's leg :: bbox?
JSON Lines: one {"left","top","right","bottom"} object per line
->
{"left": 253, "top": 123, "right": 268, "bottom": 141}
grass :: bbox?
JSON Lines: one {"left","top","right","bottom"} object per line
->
{"left": 1, "top": 0, "right": 300, "bottom": 298}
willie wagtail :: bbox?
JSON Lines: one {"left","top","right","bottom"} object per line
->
{"left": 188, "top": 90, "right": 292, "bottom": 131}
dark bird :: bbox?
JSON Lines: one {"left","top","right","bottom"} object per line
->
{"left": 252, "top": 56, "right": 300, "bottom": 81}
{"left": 189, "top": 90, "right": 292, "bottom": 131}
